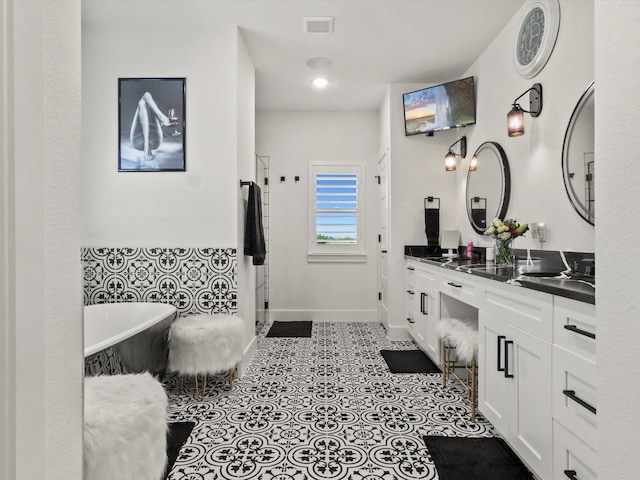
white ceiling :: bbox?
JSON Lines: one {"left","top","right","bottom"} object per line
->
{"left": 82, "top": 0, "right": 525, "bottom": 112}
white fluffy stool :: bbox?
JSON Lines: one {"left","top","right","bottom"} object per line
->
{"left": 168, "top": 314, "right": 243, "bottom": 399}
{"left": 436, "top": 317, "right": 479, "bottom": 422}
{"left": 84, "top": 373, "right": 168, "bottom": 480}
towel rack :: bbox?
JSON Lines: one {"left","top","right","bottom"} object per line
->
{"left": 240, "top": 180, "right": 253, "bottom": 187}
{"left": 424, "top": 197, "right": 440, "bottom": 209}
{"left": 471, "top": 196, "right": 486, "bottom": 209}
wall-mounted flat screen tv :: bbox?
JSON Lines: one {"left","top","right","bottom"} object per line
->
{"left": 403, "top": 76, "right": 476, "bottom": 136}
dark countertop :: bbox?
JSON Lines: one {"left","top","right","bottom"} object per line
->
{"left": 405, "top": 248, "right": 595, "bottom": 305}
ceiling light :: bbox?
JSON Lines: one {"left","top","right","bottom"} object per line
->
{"left": 312, "top": 78, "right": 329, "bottom": 88}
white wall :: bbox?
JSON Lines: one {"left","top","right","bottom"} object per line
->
{"left": 235, "top": 32, "right": 258, "bottom": 361}
{"left": 82, "top": 20, "right": 239, "bottom": 248}
{"left": 458, "top": 1, "right": 594, "bottom": 252}
{"left": 256, "top": 111, "right": 379, "bottom": 321}
{"left": 82, "top": 7, "right": 257, "bottom": 361}
{"left": 595, "top": 2, "right": 640, "bottom": 477}
{"left": 381, "top": 84, "right": 459, "bottom": 335}
{"left": 11, "top": 1, "right": 83, "bottom": 478}
{"left": 381, "top": 1, "right": 594, "bottom": 335}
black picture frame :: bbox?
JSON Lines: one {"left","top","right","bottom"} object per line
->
{"left": 118, "top": 77, "right": 186, "bottom": 172}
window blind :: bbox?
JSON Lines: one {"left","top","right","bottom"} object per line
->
{"left": 315, "top": 173, "right": 358, "bottom": 245}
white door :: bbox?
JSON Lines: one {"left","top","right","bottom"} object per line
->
{"left": 377, "top": 151, "right": 390, "bottom": 328}
{"left": 421, "top": 289, "right": 441, "bottom": 365}
{"left": 478, "top": 311, "right": 512, "bottom": 435}
{"left": 510, "top": 325, "right": 553, "bottom": 479}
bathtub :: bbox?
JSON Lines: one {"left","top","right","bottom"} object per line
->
{"left": 84, "top": 302, "right": 177, "bottom": 375}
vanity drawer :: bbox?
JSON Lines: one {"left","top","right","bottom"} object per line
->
{"left": 406, "top": 260, "right": 417, "bottom": 282}
{"left": 553, "top": 420, "right": 597, "bottom": 480}
{"left": 414, "top": 262, "right": 439, "bottom": 291}
{"left": 554, "top": 297, "right": 596, "bottom": 363}
{"left": 439, "top": 270, "right": 480, "bottom": 308}
{"left": 483, "top": 283, "right": 553, "bottom": 342}
{"left": 553, "top": 345, "right": 596, "bottom": 450}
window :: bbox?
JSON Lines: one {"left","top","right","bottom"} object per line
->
{"left": 308, "top": 163, "right": 365, "bottom": 262}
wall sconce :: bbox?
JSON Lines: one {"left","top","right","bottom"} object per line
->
{"left": 507, "top": 83, "right": 543, "bottom": 137}
{"left": 444, "top": 136, "right": 467, "bottom": 171}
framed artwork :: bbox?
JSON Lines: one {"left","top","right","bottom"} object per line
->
{"left": 118, "top": 77, "right": 186, "bottom": 172}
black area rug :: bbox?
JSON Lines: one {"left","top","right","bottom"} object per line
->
{"left": 164, "top": 421, "right": 195, "bottom": 479}
{"left": 380, "top": 349, "right": 441, "bottom": 373}
{"left": 266, "top": 321, "right": 313, "bottom": 338}
{"left": 423, "top": 436, "right": 535, "bottom": 480}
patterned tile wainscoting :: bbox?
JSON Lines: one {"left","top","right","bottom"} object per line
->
{"left": 83, "top": 247, "right": 237, "bottom": 376}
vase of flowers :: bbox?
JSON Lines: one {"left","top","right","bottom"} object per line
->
{"left": 485, "top": 218, "right": 529, "bottom": 265}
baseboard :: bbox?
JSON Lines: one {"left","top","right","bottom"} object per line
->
{"left": 385, "top": 323, "right": 412, "bottom": 341}
{"left": 269, "top": 309, "right": 377, "bottom": 323}
{"left": 238, "top": 334, "right": 257, "bottom": 378}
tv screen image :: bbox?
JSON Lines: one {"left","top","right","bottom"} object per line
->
{"left": 403, "top": 76, "right": 476, "bottom": 136}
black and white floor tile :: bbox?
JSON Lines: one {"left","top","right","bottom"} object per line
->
{"left": 163, "top": 322, "right": 495, "bottom": 480}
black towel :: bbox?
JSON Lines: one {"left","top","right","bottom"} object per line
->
{"left": 471, "top": 207, "right": 487, "bottom": 230}
{"left": 244, "top": 182, "right": 266, "bottom": 266}
{"left": 425, "top": 208, "right": 440, "bottom": 246}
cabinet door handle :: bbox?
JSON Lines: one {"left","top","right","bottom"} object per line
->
{"left": 563, "top": 390, "right": 596, "bottom": 415}
{"left": 447, "top": 281, "right": 462, "bottom": 288}
{"left": 420, "top": 292, "right": 428, "bottom": 315}
{"left": 407, "top": 266, "right": 415, "bottom": 271}
{"left": 381, "top": 249, "right": 388, "bottom": 253}
{"left": 564, "top": 324, "right": 596, "bottom": 340}
{"left": 406, "top": 290, "right": 414, "bottom": 295}
{"left": 497, "top": 335, "right": 506, "bottom": 372}
{"left": 563, "top": 470, "right": 578, "bottom": 480}
{"left": 504, "top": 340, "right": 514, "bottom": 378}
{"left": 407, "top": 317, "right": 415, "bottom": 324}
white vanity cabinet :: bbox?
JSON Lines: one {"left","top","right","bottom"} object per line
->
{"left": 405, "top": 259, "right": 441, "bottom": 364}
{"left": 415, "top": 264, "right": 441, "bottom": 363}
{"left": 404, "top": 256, "right": 596, "bottom": 480}
{"left": 405, "top": 263, "right": 419, "bottom": 335}
{"left": 551, "top": 297, "right": 597, "bottom": 480}
{"left": 479, "top": 309, "right": 553, "bottom": 479}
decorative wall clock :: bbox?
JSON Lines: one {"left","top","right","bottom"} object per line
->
{"left": 513, "top": 0, "right": 560, "bottom": 78}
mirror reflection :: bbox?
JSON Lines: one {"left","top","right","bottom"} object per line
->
{"left": 466, "top": 141, "right": 511, "bottom": 234}
{"left": 562, "top": 82, "right": 595, "bottom": 225}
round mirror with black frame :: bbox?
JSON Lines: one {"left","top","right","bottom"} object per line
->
{"left": 562, "top": 81, "right": 594, "bottom": 225}
{"left": 465, "top": 141, "right": 511, "bottom": 234}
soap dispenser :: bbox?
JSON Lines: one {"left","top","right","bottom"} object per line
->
{"left": 467, "top": 241, "right": 474, "bottom": 259}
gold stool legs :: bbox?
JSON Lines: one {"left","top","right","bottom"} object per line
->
{"left": 194, "top": 373, "right": 209, "bottom": 401}
{"left": 178, "top": 368, "right": 236, "bottom": 400}
{"left": 441, "top": 343, "right": 477, "bottom": 422}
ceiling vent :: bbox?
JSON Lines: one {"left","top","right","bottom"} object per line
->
{"left": 303, "top": 16, "right": 334, "bottom": 34}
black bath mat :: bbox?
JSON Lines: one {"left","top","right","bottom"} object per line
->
{"left": 380, "top": 349, "right": 441, "bottom": 373}
{"left": 164, "top": 421, "right": 195, "bottom": 479}
{"left": 266, "top": 321, "right": 313, "bottom": 338}
{"left": 422, "top": 436, "right": 535, "bottom": 480}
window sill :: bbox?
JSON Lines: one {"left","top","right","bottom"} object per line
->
{"left": 307, "top": 253, "right": 367, "bottom": 263}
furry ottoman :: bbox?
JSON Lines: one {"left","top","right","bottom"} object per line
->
{"left": 84, "top": 373, "right": 168, "bottom": 480}
{"left": 168, "top": 314, "right": 243, "bottom": 398}
{"left": 436, "top": 317, "right": 478, "bottom": 363}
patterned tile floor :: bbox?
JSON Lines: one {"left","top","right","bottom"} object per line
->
{"left": 163, "top": 322, "right": 495, "bottom": 480}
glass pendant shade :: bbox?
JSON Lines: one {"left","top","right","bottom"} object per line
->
{"left": 469, "top": 155, "right": 478, "bottom": 171}
{"left": 507, "top": 105, "right": 525, "bottom": 137}
{"left": 444, "top": 152, "right": 457, "bottom": 171}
